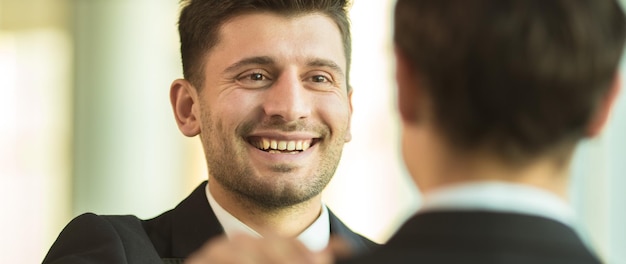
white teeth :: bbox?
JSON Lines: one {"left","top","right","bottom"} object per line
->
{"left": 302, "top": 140, "right": 311, "bottom": 151}
{"left": 277, "top": 141, "right": 287, "bottom": 150}
{"left": 262, "top": 138, "right": 270, "bottom": 149}
{"left": 296, "top": 141, "right": 303, "bottom": 150}
{"left": 253, "top": 138, "right": 314, "bottom": 152}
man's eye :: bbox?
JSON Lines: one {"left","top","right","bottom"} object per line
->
{"left": 237, "top": 71, "right": 272, "bottom": 89}
{"left": 247, "top": 73, "right": 266, "bottom": 81}
{"left": 311, "top": 75, "right": 329, "bottom": 83}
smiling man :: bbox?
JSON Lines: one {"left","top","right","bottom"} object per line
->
{"left": 43, "top": 1, "right": 377, "bottom": 263}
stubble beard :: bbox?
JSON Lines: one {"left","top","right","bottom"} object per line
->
{"left": 200, "top": 111, "right": 346, "bottom": 211}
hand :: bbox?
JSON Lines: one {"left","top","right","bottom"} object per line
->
{"left": 185, "top": 233, "right": 333, "bottom": 264}
{"left": 322, "top": 236, "right": 355, "bottom": 261}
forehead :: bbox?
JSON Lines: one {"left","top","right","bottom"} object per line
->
{"left": 207, "top": 12, "right": 346, "bottom": 72}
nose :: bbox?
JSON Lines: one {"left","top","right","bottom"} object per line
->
{"left": 262, "top": 70, "right": 312, "bottom": 122}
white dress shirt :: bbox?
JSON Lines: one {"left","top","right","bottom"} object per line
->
{"left": 419, "top": 181, "right": 577, "bottom": 228}
{"left": 205, "top": 184, "right": 330, "bottom": 252}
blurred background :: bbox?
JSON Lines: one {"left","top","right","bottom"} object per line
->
{"left": 0, "top": 0, "right": 625, "bottom": 263}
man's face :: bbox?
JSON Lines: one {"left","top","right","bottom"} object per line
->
{"left": 197, "top": 12, "right": 352, "bottom": 208}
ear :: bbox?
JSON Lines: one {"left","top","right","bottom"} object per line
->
{"left": 586, "top": 74, "right": 621, "bottom": 137}
{"left": 344, "top": 88, "right": 354, "bottom": 143}
{"left": 170, "top": 79, "right": 201, "bottom": 137}
{"left": 394, "top": 46, "right": 421, "bottom": 124}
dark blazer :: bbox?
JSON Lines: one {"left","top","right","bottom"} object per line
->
{"left": 339, "top": 211, "right": 601, "bottom": 264}
{"left": 43, "top": 181, "right": 378, "bottom": 264}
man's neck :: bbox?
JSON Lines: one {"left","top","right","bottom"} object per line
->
{"left": 208, "top": 181, "right": 323, "bottom": 237}
{"left": 421, "top": 148, "right": 572, "bottom": 200}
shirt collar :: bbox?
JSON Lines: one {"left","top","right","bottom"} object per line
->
{"left": 419, "top": 181, "right": 576, "bottom": 228}
{"left": 205, "top": 183, "right": 330, "bottom": 252}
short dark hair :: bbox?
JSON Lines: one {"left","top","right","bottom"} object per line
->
{"left": 178, "top": 0, "right": 352, "bottom": 89}
{"left": 394, "top": 0, "right": 626, "bottom": 165}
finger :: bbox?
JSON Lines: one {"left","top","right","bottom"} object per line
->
{"left": 311, "top": 250, "right": 334, "bottom": 264}
{"left": 259, "top": 235, "right": 317, "bottom": 264}
{"left": 185, "top": 234, "right": 251, "bottom": 264}
{"left": 324, "top": 236, "right": 355, "bottom": 260}
{"left": 230, "top": 233, "right": 306, "bottom": 264}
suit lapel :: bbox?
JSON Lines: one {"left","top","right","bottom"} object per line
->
{"left": 170, "top": 181, "right": 224, "bottom": 257}
{"left": 329, "top": 209, "right": 376, "bottom": 254}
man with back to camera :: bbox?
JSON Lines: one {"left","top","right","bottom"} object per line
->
{"left": 340, "top": 0, "right": 625, "bottom": 263}
{"left": 180, "top": 0, "right": 626, "bottom": 263}
{"left": 43, "top": 0, "right": 378, "bottom": 263}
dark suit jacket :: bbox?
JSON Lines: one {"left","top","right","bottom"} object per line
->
{"left": 43, "top": 181, "right": 378, "bottom": 264}
{"left": 339, "top": 211, "right": 601, "bottom": 264}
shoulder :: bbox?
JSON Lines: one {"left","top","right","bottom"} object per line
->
{"left": 62, "top": 213, "right": 146, "bottom": 240}
{"left": 43, "top": 213, "right": 161, "bottom": 264}
{"left": 53, "top": 213, "right": 141, "bottom": 244}
{"left": 338, "top": 212, "right": 602, "bottom": 264}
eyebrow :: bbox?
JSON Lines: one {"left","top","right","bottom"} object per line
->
{"left": 223, "top": 56, "right": 275, "bottom": 74}
{"left": 307, "top": 58, "right": 345, "bottom": 78}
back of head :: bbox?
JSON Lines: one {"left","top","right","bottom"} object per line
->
{"left": 178, "top": 0, "right": 352, "bottom": 88}
{"left": 394, "top": 0, "right": 626, "bottom": 166}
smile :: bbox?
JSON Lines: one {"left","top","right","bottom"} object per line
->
{"left": 247, "top": 137, "right": 319, "bottom": 154}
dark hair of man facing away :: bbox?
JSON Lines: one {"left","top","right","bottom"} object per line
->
{"left": 395, "top": 0, "right": 625, "bottom": 167}
{"left": 178, "top": 0, "right": 353, "bottom": 89}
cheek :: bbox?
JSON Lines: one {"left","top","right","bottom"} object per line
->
{"left": 218, "top": 91, "right": 262, "bottom": 121}
{"left": 316, "top": 95, "right": 352, "bottom": 129}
